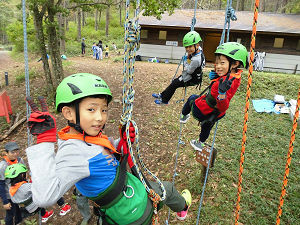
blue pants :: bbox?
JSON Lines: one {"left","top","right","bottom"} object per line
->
{"left": 96, "top": 53, "right": 99, "bottom": 60}
{"left": 182, "top": 95, "right": 224, "bottom": 142}
{"left": 5, "top": 200, "right": 22, "bottom": 225}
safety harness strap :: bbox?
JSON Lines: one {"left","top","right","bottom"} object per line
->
{"left": 89, "top": 155, "right": 128, "bottom": 208}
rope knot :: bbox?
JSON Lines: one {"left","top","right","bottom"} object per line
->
{"left": 148, "top": 189, "right": 161, "bottom": 225}
{"left": 126, "top": 20, "right": 141, "bottom": 50}
{"left": 227, "top": 7, "right": 237, "bottom": 21}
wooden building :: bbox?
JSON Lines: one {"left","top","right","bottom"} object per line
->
{"left": 137, "top": 10, "right": 300, "bottom": 74}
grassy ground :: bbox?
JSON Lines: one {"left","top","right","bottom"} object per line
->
{"left": 0, "top": 53, "right": 299, "bottom": 224}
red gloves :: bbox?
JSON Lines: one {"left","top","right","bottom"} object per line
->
{"left": 26, "top": 96, "right": 57, "bottom": 144}
{"left": 117, "top": 122, "right": 135, "bottom": 168}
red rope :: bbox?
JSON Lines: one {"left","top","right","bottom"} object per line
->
{"left": 234, "top": 0, "right": 260, "bottom": 224}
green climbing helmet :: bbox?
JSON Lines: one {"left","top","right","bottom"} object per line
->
{"left": 56, "top": 73, "right": 113, "bottom": 112}
{"left": 5, "top": 163, "right": 28, "bottom": 179}
{"left": 183, "top": 31, "right": 202, "bottom": 47}
{"left": 215, "top": 42, "right": 248, "bottom": 68}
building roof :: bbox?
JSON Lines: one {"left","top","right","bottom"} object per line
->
{"left": 139, "top": 10, "right": 300, "bottom": 35}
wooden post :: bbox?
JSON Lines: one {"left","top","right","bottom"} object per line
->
{"left": 294, "top": 64, "right": 298, "bottom": 75}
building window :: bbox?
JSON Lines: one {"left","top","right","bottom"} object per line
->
{"left": 237, "top": 38, "right": 242, "bottom": 43}
{"left": 159, "top": 31, "right": 167, "bottom": 40}
{"left": 296, "top": 40, "right": 300, "bottom": 51}
{"left": 273, "top": 38, "right": 284, "bottom": 48}
{"left": 141, "top": 30, "right": 148, "bottom": 39}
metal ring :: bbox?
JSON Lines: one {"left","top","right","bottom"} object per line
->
{"left": 123, "top": 185, "right": 134, "bottom": 199}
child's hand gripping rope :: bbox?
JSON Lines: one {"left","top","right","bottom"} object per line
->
{"left": 117, "top": 122, "right": 136, "bottom": 168}
{"left": 26, "top": 96, "right": 57, "bottom": 144}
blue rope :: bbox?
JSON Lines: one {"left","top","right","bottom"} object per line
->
{"left": 166, "top": 122, "right": 185, "bottom": 224}
{"left": 195, "top": 0, "right": 237, "bottom": 223}
{"left": 22, "top": 0, "right": 32, "bottom": 147}
{"left": 220, "top": 0, "right": 237, "bottom": 45}
{"left": 196, "top": 121, "right": 219, "bottom": 225}
{"left": 191, "top": 0, "right": 198, "bottom": 31}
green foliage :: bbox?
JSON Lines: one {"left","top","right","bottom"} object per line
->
{"left": 24, "top": 218, "right": 38, "bottom": 225}
{"left": 286, "top": 0, "right": 300, "bottom": 13}
{"left": 6, "top": 16, "right": 38, "bottom": 52}
{"left": 15, "top": 69, "right": 38, "bottom": 85}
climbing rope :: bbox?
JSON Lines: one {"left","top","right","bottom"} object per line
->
{"left": 220, "top": 0, "right": 237, "bottom": 45}
{"left": 22, "top": 0, "right": 33, "bottom": 147}
{"left": 195, "top": 0, "right": 237, "bottom": 223}
{"left": 121, "top": 0, "right": 166, "bottom": 223}
{"left": 275, "top": 86, "right": 300, "bottom": 225}
{"left": 234, "top": 0, "right": 259, "bottom": 224}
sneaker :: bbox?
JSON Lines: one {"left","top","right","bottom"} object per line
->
{"left": 152, "top": 93, "right": 161, "bottom": 99}
{"left": 180, "top": 114, "right": 190, "bottom": 123}
{"left": 59, "top": 203, "right": 71, "bottom": 216}
{"left": 176, "top": 189, "right": 192, "bottom": 221}
{"left": 42, "top": 210, "right": 54, "bottom": 223}
{"left": 190, "top": 139, "right": 205, "bottom": 151}
{"left": 154, "top": 99, "right": 168, "bottom": 105}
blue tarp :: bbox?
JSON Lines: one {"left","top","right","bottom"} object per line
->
{"left": 252, "top": 99, "right": 279, "bottom": 114}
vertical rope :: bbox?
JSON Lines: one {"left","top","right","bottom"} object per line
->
{"left": 220, "top": 0, "right": 237, "bottom": 45}
{"left": 196, "top": 121, "right": 219, "bottom": 225}
{"left": 234, "top": 0, "right": 259, "bottom": 224}
{"left": 275, "top": 86, "right": 300, "bottom": 225}
{"left": 121, "top": 1, "right": 166, "bottom": 223}
{"left": 22, "top": 0, "right": 32, "bottom": 146}
{"left": 190, "top": 0, "right": 198, "bottom": 31}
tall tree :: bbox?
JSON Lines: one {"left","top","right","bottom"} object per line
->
{"left": 77, "top": 7, "right": 81, "bottom": 41}
{"left": 105, "top": 6, "right": 110, "bottom": 36}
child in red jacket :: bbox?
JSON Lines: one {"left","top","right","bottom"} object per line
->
{"left": 179, "top": 42, "right": 249, "bottom": 151}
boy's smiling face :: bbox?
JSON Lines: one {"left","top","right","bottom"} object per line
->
{"left": 78, "top": 97, "right": 108, "bottom": 136}
{"left": 65, "top": 96, "right": 109, "bottom": 136}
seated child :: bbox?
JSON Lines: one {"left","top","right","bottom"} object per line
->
{"left": 179, "top": 42, "right": 249, "bottom": 151}
{"left": 152, "top": 31, "right": 205, "bottom": 105}
{"left": 25, "top": 73, "right": 192, "bottom": 224}
{"left": 4, "top": 163, "right": 54, "bottom": 223}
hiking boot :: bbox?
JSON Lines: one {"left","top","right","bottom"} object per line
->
{"left": 180, "top": 114, "right": 190, "bottom": 123}
{"left": 176, "top": 189, "right": 192, "bottom": 221}
{"left": 59, "top": 203, "right": 71, "bottom": 216}
{"left": 190, "top": 140, "right": 205, "bottom": 151}
{"left": 154, "top": 99, "right": 168, "bottom": 105}
{"left": 152, "top": 93, "right": 161, "bottom": 99}
{"left": 42, "top": 210, "right": 54, "bottom": 223}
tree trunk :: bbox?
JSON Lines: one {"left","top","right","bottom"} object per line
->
{"left": 99, "top": 10, "right": 102, "bottom": 24}
{"left": 95, "top": 9, "right": 99, "bottom": 30}
{"left": 275, "top": 0, "right": 281, "bottom": 12}
{"left": 105, "top": 6, "right": 110, "bottom": 36}
{"left": 119, "top": 2, "right": 122, "bottom": 27}
{"left": 218, "top": 0, "right": 222, "bottom": 10}
{"left": 260, "top": 0, "right": 266, "bottom": 12}
{"left": 236, "top": 0, "right": 240, "bottom": 11}
{"left": 77, "top": 8, "right": 81, "bottom": 41}
{"left": 58, "top": 11, "right": 66, "bottom": 54}
{"left": 240, "top": 0, "right": 245, "bottom": 11}
{"left": 281, "top": 0, "right": 288, "bottom": 13}
{"left": 32, "top": 4, "right": 54, "bottom": 94}
{"left": 46, "top": 0, "right": 64, "bottom": 89}
{"left": 82, "top": 11, "right": 85, "bottom": 27}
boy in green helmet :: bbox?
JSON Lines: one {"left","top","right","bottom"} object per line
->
{"left": 179, "top": 42, "right": 249, "bottom": 151}
{"left": 25, "top": 73, "right": 192, "bottom": 224}
{"left": 152, "top": 30, "right": 206, "bottom": 104}
{"left": 4, "top": 163, "right": 56, "bottom": 223}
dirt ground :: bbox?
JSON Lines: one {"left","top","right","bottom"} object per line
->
{"left": 1, "top": 51, "right": 213, "bottom": 224}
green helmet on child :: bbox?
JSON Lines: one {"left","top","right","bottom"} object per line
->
{"left": 56, "top": 73, "right": 113, "bottom": 112}
{"left": 183, "top": 31, "right": 202, "bottom": 47}
{"left": 5, "top": 163, "right": 28, "bottom": 179}
{"left": 215, "top": 42, "right": 248, "bottom": 68}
